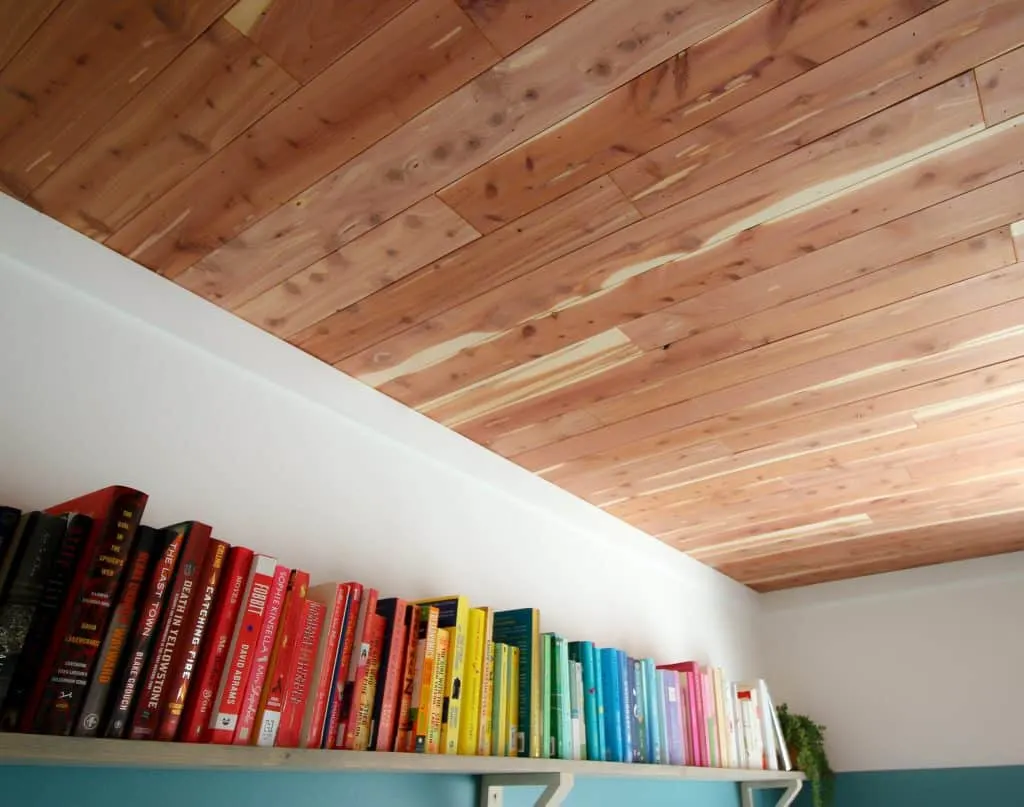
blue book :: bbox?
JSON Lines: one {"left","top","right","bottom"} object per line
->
{"left": 569, "top": 641, "right": 601, "bottom": 761}
{"left": 620, "top": 652, "right": 636, "bottom": 763}
{"left": 631, "top": 659, "right": 647, "bottom": 762}
{"left": 599, "top": 648, "right": 624, "bottom": 762}
{"left": 643, "top": 659, "right": 662, "bottom": 764}
{"left": 657, "top": 670, "right": 677, "bottom": 765}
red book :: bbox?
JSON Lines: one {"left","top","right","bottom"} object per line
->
{"left": 658, "top": 661, "right": 705, "bottom": 766}
{"left": 178, "top": 546, "right": 253, "bottom": 742}
{"left": 300, "top": 583, "right": 349, "bottom": 748}
{"left": 336, "top": 586, "right": 378, "bottom": 749}
{"left": 322, "top": 583, "right": 362, "bottom": 749}
{"left": 394, "top": 606, "right": 422, "bottom": 753}
{"left": 129, "top": 522, "right": 211, "bottom": 739}
{"left": 278, "top": 599, "right": 325, "bottom": 748}
{"left": 208, "top": 554, "right": 277, "bottom": 743}
{"left": 254, "top": 569, "right": 309, "bottom": 747}
{"left": 372, "top": 599, "right": 410, "bottom": 752}
{"left": 156, "top": 538, "right": 228, "bottom": 740}
{"left": 26, "top": 486, "right": 147, "bottom": 735}
{"left": 351, "top": 613, "right": 385, "bottom": 750}
{"left": 233, "top": 563, "right": 289, "bottom": 744}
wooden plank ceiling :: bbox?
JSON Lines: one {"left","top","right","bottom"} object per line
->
{"left": 4, "top": 0, "right": 1024, "bottom": 591}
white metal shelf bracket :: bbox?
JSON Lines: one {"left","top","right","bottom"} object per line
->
{"left": 741, "top": 778, "right": 803, "bottom": 807}
{"left": 479, "top": 772, "right": 575, "bottom": 807}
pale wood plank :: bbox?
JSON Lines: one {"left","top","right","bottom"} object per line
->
{"left": 438, "top": 0, "right": 930, "bottom": 233}
{"left": 292, "top": 177, "right": 640, "bottom": 363}
{"left": 456, "top": 0, "right": 594, "bottom": 56}
{"left": 1013, "top": 220, "right": 1024, "bottom": 261}
{"left": 0, "top": 0, "right": 60, "bottom": 71}
{"left": 181, "top": 0, "right": 765, "bottom": 301}
{"left": 611, "top": 0, "right": 1024, "bottom": 216}
{"left": 0, "top": 0, "right": 234, "bottom": 195}
{"left": 976, "top": 45, "right": 1024, "bottom": 126}
{"left": 233, "top": 197, "right": 479, "bottom": 331}
{"left": 107, "top": 0, "right": 499, "bottom": 280}
{"left": 344, "top": 75, "right": 985, "bottom": 394}
{"left": 229, "top": 0, "right": 416, "bottom": 83}
{"left": 32, "top": 20, "right": 297, "bottom": 239}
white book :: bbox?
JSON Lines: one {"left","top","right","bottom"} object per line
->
{"left": 757, "top": 679, "right": 779, "bottom": 771}
{"left": 761, "top": 683, "right": 793, "bottom": 771}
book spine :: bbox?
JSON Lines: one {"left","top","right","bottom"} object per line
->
{"left": 540, "top": 634, "right": 551, "bottom": 759}
{"left": 418, "top": 597, "right": 468, "bottom": 756}
{"left": 568, "top": 659, "right": 581, "bottom": 760}
{"left": 592, "top": 645, "right": 607, "bottom": 762}
{"left": 411, "top": 605, "right": 438, "bottom": 753}
{"left": 157, "top": 538, "right": 228, "bottom": 741}
{"left": 254, "top": 569, "right": 309, "bottom": 747}
{"left": 394, "top": 606, "right": 421, "bottom": 753}
{"left": 208, "top": 554, "right": 277, "bottom": 743}
{"left": 371, "top": 600, "right": 409, "bottom": 752}
{"left": 654, "top": 665, "right": 669, "bottom": 765}
{"left": 459, "top": 608, "right": 484, "bottom": 756}
{"left": 129, "top": 522, "right": 211, "bottom": 740}
{"left": 352, "top": 614, "right": 385, "bottom": 750}
{"left": 103, "top": 528, "right": 181, "bottom": 739}
{"left": 74, "top": 526, "right": 157, "bottom": 736}
{"left": 0, "top": 506, "right": 21, "bottom": 579}
{"left": 578, "top": 643, "right": 600, "bottom": 761}
{"left": 477, "top": 632, "right": 495, "bottom": 756}
{"left": 178, "top": 546, "right": 253, "bottom": 743}
{"left": 322, "top": 583, "right": 361, "bottom": 749}
{"left": 28, "top": 489, "right": 146, "bottom": 734}
{"left": 234, "top": 563, "right": 289, "bottom": 744}
{"left": 337, "top": 587, "right": 379, "bottom": 749}
{"left": 300, "top": 584, "right": 348, "bottom": 748}
{"left": 0, "top": 514, "right": 67, "bottom": 709}
{"left": 278, "top": 599, "right": 325, "bottom": 748}
{"left": 600, "top": 649, "right": 623, "bottom": 762}
{"left": 645, "top": 660, "right": 663, "bottom": 765}
{"left": 508, "top": 645, "right": 520, "bottom": 758}
{"left": 490, "top": 642, "right": 506, "bottom": 757}
{"left": 660, "top": 671, "right": 681, "bottom": 765}
{"left": 631, "top": 659, "right": 645, "bottom": 763}
{"left": 557, "top": 638, "right": 571, "bottom": 761}
{"left": 617, "top": 651, "right": 633, "bottom": 763}
{"left": 428, "top": 627, "right": 450, "bottom": 754}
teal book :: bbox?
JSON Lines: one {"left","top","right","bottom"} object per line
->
{"left": 569, "top": 641, "right": 601, "bottom": 760}
{"left": 555, "top": 636, "right": 571, "bottom": 760}
{"left": 643, "top": 659, "right": 663, "bottom": 764}
{"left": 492, "top": 608, "right": 541, "bottom": 758}
{"left": 592, "top": 644, "right": 607, "bottom": 761}
{"left": 633, "top": 658, "right": 649, "bottom": 762}
{"left": 541, "top": 633, "right": 552, "bottom": 758}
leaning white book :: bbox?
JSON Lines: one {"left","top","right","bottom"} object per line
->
{"left": 760, "top": 682, "right": 793, "bottom": 772}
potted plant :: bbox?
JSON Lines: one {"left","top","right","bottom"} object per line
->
{"left": 777, "top": 704, "right": 834, "bottom": 807}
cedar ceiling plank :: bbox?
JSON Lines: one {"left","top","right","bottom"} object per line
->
{"left": 233, "top": 197, "right": 480, "bottom": 331}
{"left": 510, "top": 293, "right": 1024, "bottom": 472}
{"left": 367, "top": 76, "right": 984, "bottom": 408}
{"left": 611, "top": 0, "right": 1024, "bottom": 217}
{"left": 0, "top": 0, "right": 60, "bottom": 71}
{"left": 291, "top": 176, "right": 640, "bottom": 363}
{"left": 1014, "top": 220, "right": 1024, "bottom": 261}
{"left": 30, "top": 19, "right": 297, "bottom": 240}
{"left": 438, "top": 0, "right": 930, "bottom": 233}
{"left": 226, "top": 0, "right": 417, "bottom": 83}
{"left": 106, "top": 0, "right": 498, "bottom": 280}
{"left": 976, "top": 45, "right": 1024, "bottom": 126}
{"left": 456, "top": 0, "right": 594, "bottom": 56}
{"left": 424, "top": 237, "right": 1018, "bottom": 430}
{"left": 179, "top": 0, "right": 766, "bottom": 301}
{"left": 0, "top": 0, "right": 235, "bottom": 196}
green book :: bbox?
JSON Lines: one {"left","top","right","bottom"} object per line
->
{"left": 493, "top": 608, "right": 542, "bottom": 758}
{"left": 541, "top": 633, "right": 552, "bottom": 758}
{"left": 556, "top": 636, "right": 571, "bottom": 760}
{"left": 491, "top": 643, "right": 508, "bottom": 756}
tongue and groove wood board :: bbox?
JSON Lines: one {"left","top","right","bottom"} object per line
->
{"left": 5, "top": 0, "right": 1024, "bottom": 591}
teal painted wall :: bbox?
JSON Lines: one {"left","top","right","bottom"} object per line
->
{"left": 793, "top": 766, "right": 1024, "bottom": 807}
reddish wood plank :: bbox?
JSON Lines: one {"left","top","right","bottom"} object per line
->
{"left": 292, "top": 176, "right": 640, "bottom": 363}
{"left": 438, "top": 0, "right": 930, "bottom": 233}
{"left": 107, "top": 0, "right": 499, "bottom": 280}
{"left": 976, "top": 45, "right": 1024, "bottom": 126}
{"left": 233, "top": 197, "right": 480, "bottom": 330}
{"left": 32, "top": 20, "right": 297, "bottom": 240}
{"left": 0, "top": 0, "right": 60, "bottom": 70}
{"left": 456, "top": 0, "right": 594, "bottom": 56}
{"left": 612, "top": 0, "right": 1024, "bottom": 216}
{"left": 227, "top": 0, "right": 416, "bottom": 83}
{"left": 181, "top": 0, "right": 765, "bottom": 303}
{"left": 0, "top": 0, "right": 234, "bottom": 196}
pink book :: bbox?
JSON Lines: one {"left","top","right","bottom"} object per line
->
{"left": 658, "top": 661, "right": 706, "bottom": 766}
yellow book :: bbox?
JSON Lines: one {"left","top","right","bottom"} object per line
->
{"left": 475, "top": 607, "right": 495, "bottom": 755}
{"left": 416, "top": 596, "right": 469, "bottom": 755}
{"left": 410, "top": 605, "right": 439, "bottom": 753}
{"left": 460, "top": 607, "right": 486, "bottom": 755}
{"left": 428, "top": 628, "right": 450, "bottom": 754}
{"left": 507, "top": 646, "right": 519, "bottom": 757}
{"left": 491, "top": 643, "right": 509, "bottom": 756}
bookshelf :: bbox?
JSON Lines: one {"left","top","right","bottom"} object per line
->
{"left": 0, "top": 735, "right": 804, "bottom": 807}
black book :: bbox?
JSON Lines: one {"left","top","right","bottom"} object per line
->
{"left": 0, "top": 507, "right": 22, "bottom": 586}
{"left": 0, "top": 513, "right": 68, "bottom": 706}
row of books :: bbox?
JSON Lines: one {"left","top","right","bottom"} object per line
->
{"left": 0, "top": 486, "right": 789, "bottom": 769}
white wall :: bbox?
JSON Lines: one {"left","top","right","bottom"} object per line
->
{"left": 0, "top": 195, "right": 760, "bottom": 677}
{"left": 760, "top": 552, "right": 1024, "bottom": 772}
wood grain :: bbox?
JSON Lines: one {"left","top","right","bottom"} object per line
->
{"left": 233, "top": 197, "right": 479, "bottom": 331}
{"left": 227, "top": 0, "right": 416, "bottom": 83}
{"left": 0, "top": 0, "right": 60, "bottom": 71}
{"left": 438, "top": 0, "right": 930, "bottom": 233}
{"left": 611, "top": 0, "right": 1024, "bottom": 216}
{"left": 32, "top": 19, "right": 297, "bottom": 239}
{"left": 456, "top": 0, "right": 594, "bottom": 56}
{"left": 0, "top": 0, "right": 234, "bottom": 196}
{"left": 976, "top": 45, "right": 1024, "bottom": 126}
{"left": 107, "top": 0, "right": 498, "bottom": 279}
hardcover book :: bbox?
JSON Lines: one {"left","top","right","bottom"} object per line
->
{"left": 394, "top": 604, "right": 422, "bottom": 754}
{"left": 492, "top": 608, "right": 541, "bottom": 758}
{"left": 369, "top": 598, "right": 409, "bottom": 752}
{"left": 277, "top": 598, "right": 325, "bottom": 748}
{"left": 416, "top": 595, "right": 468, "bottom": 755}
{"left": 408, "top": 604, "right": 439, "bottom": 753}
{"left": 322, "top": 582, "right": 361, "bottom": 749}
{"left": 351, "top": 613, "right": 385, "bottom": 751}
{"left": 300, "top": 582, "right": 349, "bottom": 748}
